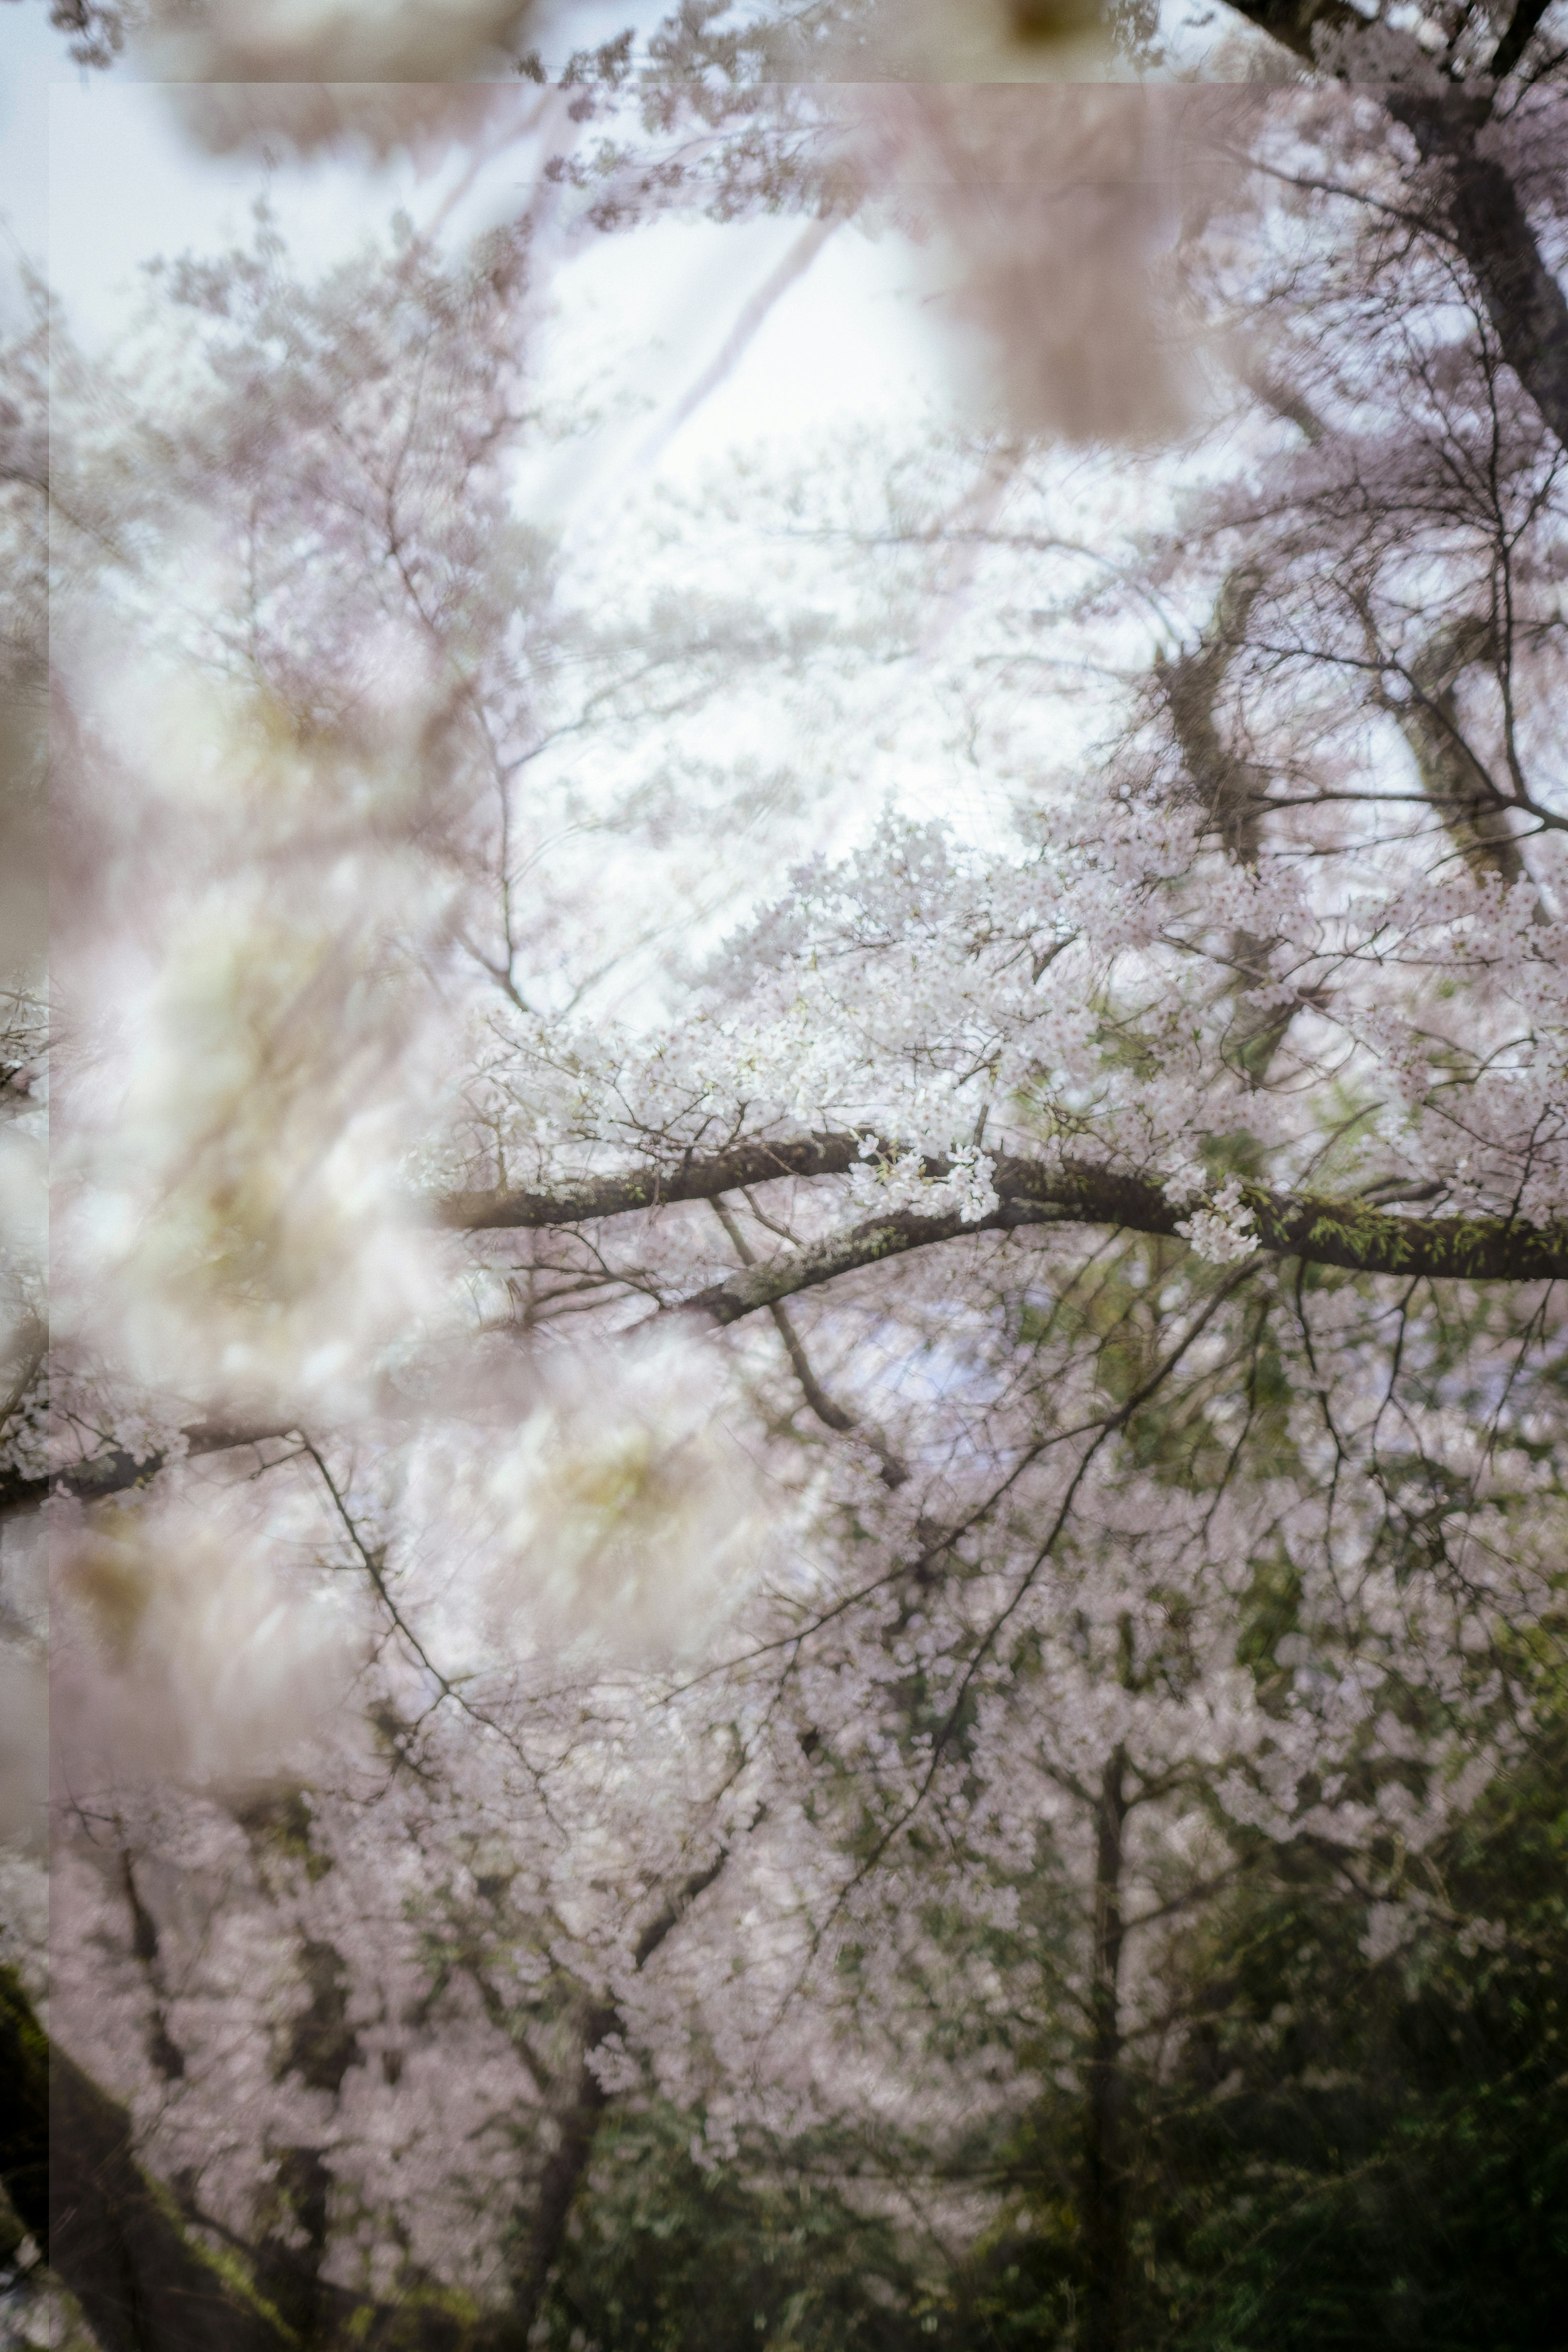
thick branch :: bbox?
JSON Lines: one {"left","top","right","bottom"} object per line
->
{"left": 438, "top": 1133, "right": 864, "bottom": 1231}
{"left": 1388, "top": 87, "right": 1568, "bottom": 456}
{"left": 712, "top": 1198, "right": 909, "bottom": 1485}
{"left": 681, "top": 1197, "right": 1073, "bottom": 1323}
{"left": 446, "top": 1147, "right": 1568, "bottom": 1304}
{"left": 1489, "top": 0, "right": 1556, "bottom": 78}
{"left": 1165, "top": 566, "right": 1266, "bottom": 869}
{"left": 1217, "top": 0, "right": 1365, "bottom": 63}
{"left": 29, "top": 1165, "right": 1568, "bottom": 1521}
{"left": 1396, "top": 618, "right": 1530, "bottom": 890}
{"left": 1083, "top": 1748, "right": 1130, "bottom": 2352}
{"left": 1161, "top": 565, "right": 1301, "bottom": 1083}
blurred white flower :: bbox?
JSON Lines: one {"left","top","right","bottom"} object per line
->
{"left": 409, "top": 1335, "right": 760, "bottom": 1665}
{"left": 53, "top": 1487, "right": 367, "bottom": 1789}
{"left": 1175, "top": 1176, "right": 1260, "bottom": 1265}
{"left": 147, "top": 0, "right": 535, "bottom": 153}
{"left": 53, "top": 666, "right": 463, "bottom": 1424}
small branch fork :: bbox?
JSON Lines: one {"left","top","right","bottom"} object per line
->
{"left": 710, "top": 1198, "right": 909, "bottom": 1488}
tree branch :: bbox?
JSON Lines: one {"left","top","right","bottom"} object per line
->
{"left": 1489, "top": 0, "right": 1556, "bottom": 78}
{"left": 0, "top": 1419, "right": 301, "bottom": 1522}
{"left": 711, "top": 1199, "right": 909, "bottom": 1486}
{"left": 27, "top": 1161, "right": 1567, "bottom": 1524}
{"left": 1392, "top": 617, "right": 1531, "bottom": 891}
{"left": 1217, "top": 0, "right": 1366, "bottom": 64}
{"left": 437, "top": 1132, "right": 864, "bottom": 1230}
{"left": 1386, "top": 86, "right": 1568, "bottom": 457}
{"left": 445, "top": 1147, "right": 1568, "bottom": 1303}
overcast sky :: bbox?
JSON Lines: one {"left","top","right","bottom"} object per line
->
{"left": 0, "top": 1, "right": 1195, "bottom": 893}
{"left": 1, "top": 3, "right": 947, "bottom": 532}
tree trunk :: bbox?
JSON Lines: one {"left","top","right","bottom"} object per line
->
{"left": 488, "top": 1847, "right": 733, "bottom": 2347}
{"left": 491, "top": 2009, "right": 615, "bottom": 2350}
{"left": 1082, "top": 1749, "right": 1130, "bottom": 2352}
{"left": 1385, "top": 89, "right": 1568, "bottom": 461}
{"left": 1222, "top": 2, "right": 1568, "bottom": 458}
{"left": 0, "top": 1966, "right": 294, "bottom": 2352}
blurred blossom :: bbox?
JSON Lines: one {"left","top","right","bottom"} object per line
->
{"left": 166, "top": 78, "right": 528, "bottom": 163}
{"left": 149, "top": 0, "right": 529, "bottom": 76}
{"left": 53, "top": 1488, "right": 367, "bottom": 1789}
{"left": 409, "top": 1335, "right": 760, "bottom": 1665}
{"left": 0, "top": 1652, "right": 47, "bottom": 1845}
{"left": 773, "top": 0, "right": 1110, "bottom": 79}
{"left": 52, "top": 661, "right": 465, "bottom": 1425}
{"left": 844, "top": 85, "right": 1233, "bottom": 445}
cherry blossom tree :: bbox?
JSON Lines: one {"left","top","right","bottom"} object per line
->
{"left": 3, "top": 2, "right": 1568, "bottom": 2347}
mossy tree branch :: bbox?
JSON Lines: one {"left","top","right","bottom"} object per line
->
{"left": 443, "top": 1145, "right": 1568, "bottom": 1309}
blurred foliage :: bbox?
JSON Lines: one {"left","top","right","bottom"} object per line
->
{"left": 541, "top": 2107, "right": 934, "bottom": 2352}
{"left": 1141, "top": 1706, "right": 1568, "bottom": 2351}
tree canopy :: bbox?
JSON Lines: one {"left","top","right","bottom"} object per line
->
{"left": 3, "top": 2, "right": 1568, "bottom": 2348}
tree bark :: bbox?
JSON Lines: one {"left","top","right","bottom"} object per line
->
{"left": 1160, "top": 566, "right": 1304, "bottom": 1084}
{"left": 1387, "top": 86, "right": 1568, "bottom": 460}
{"left": 488, "top": 2007, "right": 615, "bottom": 2351}
{"left": 488, "top": 1846, "right": 733, "bottom": 2348}
{"left": 1082, "top": 1749, "right": 1130, "bottom": 2352}
{"left": 1488, "top": 0, "right": 1555, "bottom": 79}
{"left": 0, "top": 1418, "right": 300, "bottom": 1522}
{"left": 446, "top": 1151, "right": 1568, "bottom": 1294}
{"left": 673, "top": 1169, "right": 1568, "bottom": 1316}
{"left": 437, "top": 1134, "right": 866, "bottom": 1233}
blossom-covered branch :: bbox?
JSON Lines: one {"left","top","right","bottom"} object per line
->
{"left": 443, "top": 1149, "right": 1568, "bottom": 1307}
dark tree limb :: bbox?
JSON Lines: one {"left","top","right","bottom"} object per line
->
{"left": 437, "top": 1133, "right": 864, "bottom": 1231}
{"left": 1215, "top": 0, "right": 1365, "bottom": 64}
{"left": 1082, "top": 1747, "right": 1131, "bottom": 2352}
{"left": 1489, "top": 0, "right": 1556, "bottom": 78}
{"left": 1159, "top": 565, "right": 1305, "bottom": 1084}
{"left": 1219, "top": 0, "right": 1568, "bottom": 454}
{"left": 1387, "top": 85, "right": 1568, "bottom": 458}
{"left": 445, "top": 1147, "right": 1568, "bottom": 1298}
{"left": 1393, "top": 617, "right": 1531, "bottom": 890}
{"left": 0, "top": 1420, "right": 301, "bottom": 1523}
{"left": 0, "top": 1966, "right": 294, "bottom": 2352}
{"left": 22, "top": 1161, "right": 1567, "bottom": 1521}
{"left": 711, "top": 1198, "right": 909, "bottom": 1486}
{"left": 1, "top": 1963, "right": 484, "bottom": 2350}
{"left": 491, "top": 1844, "right": 736, "bottom": 2350}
